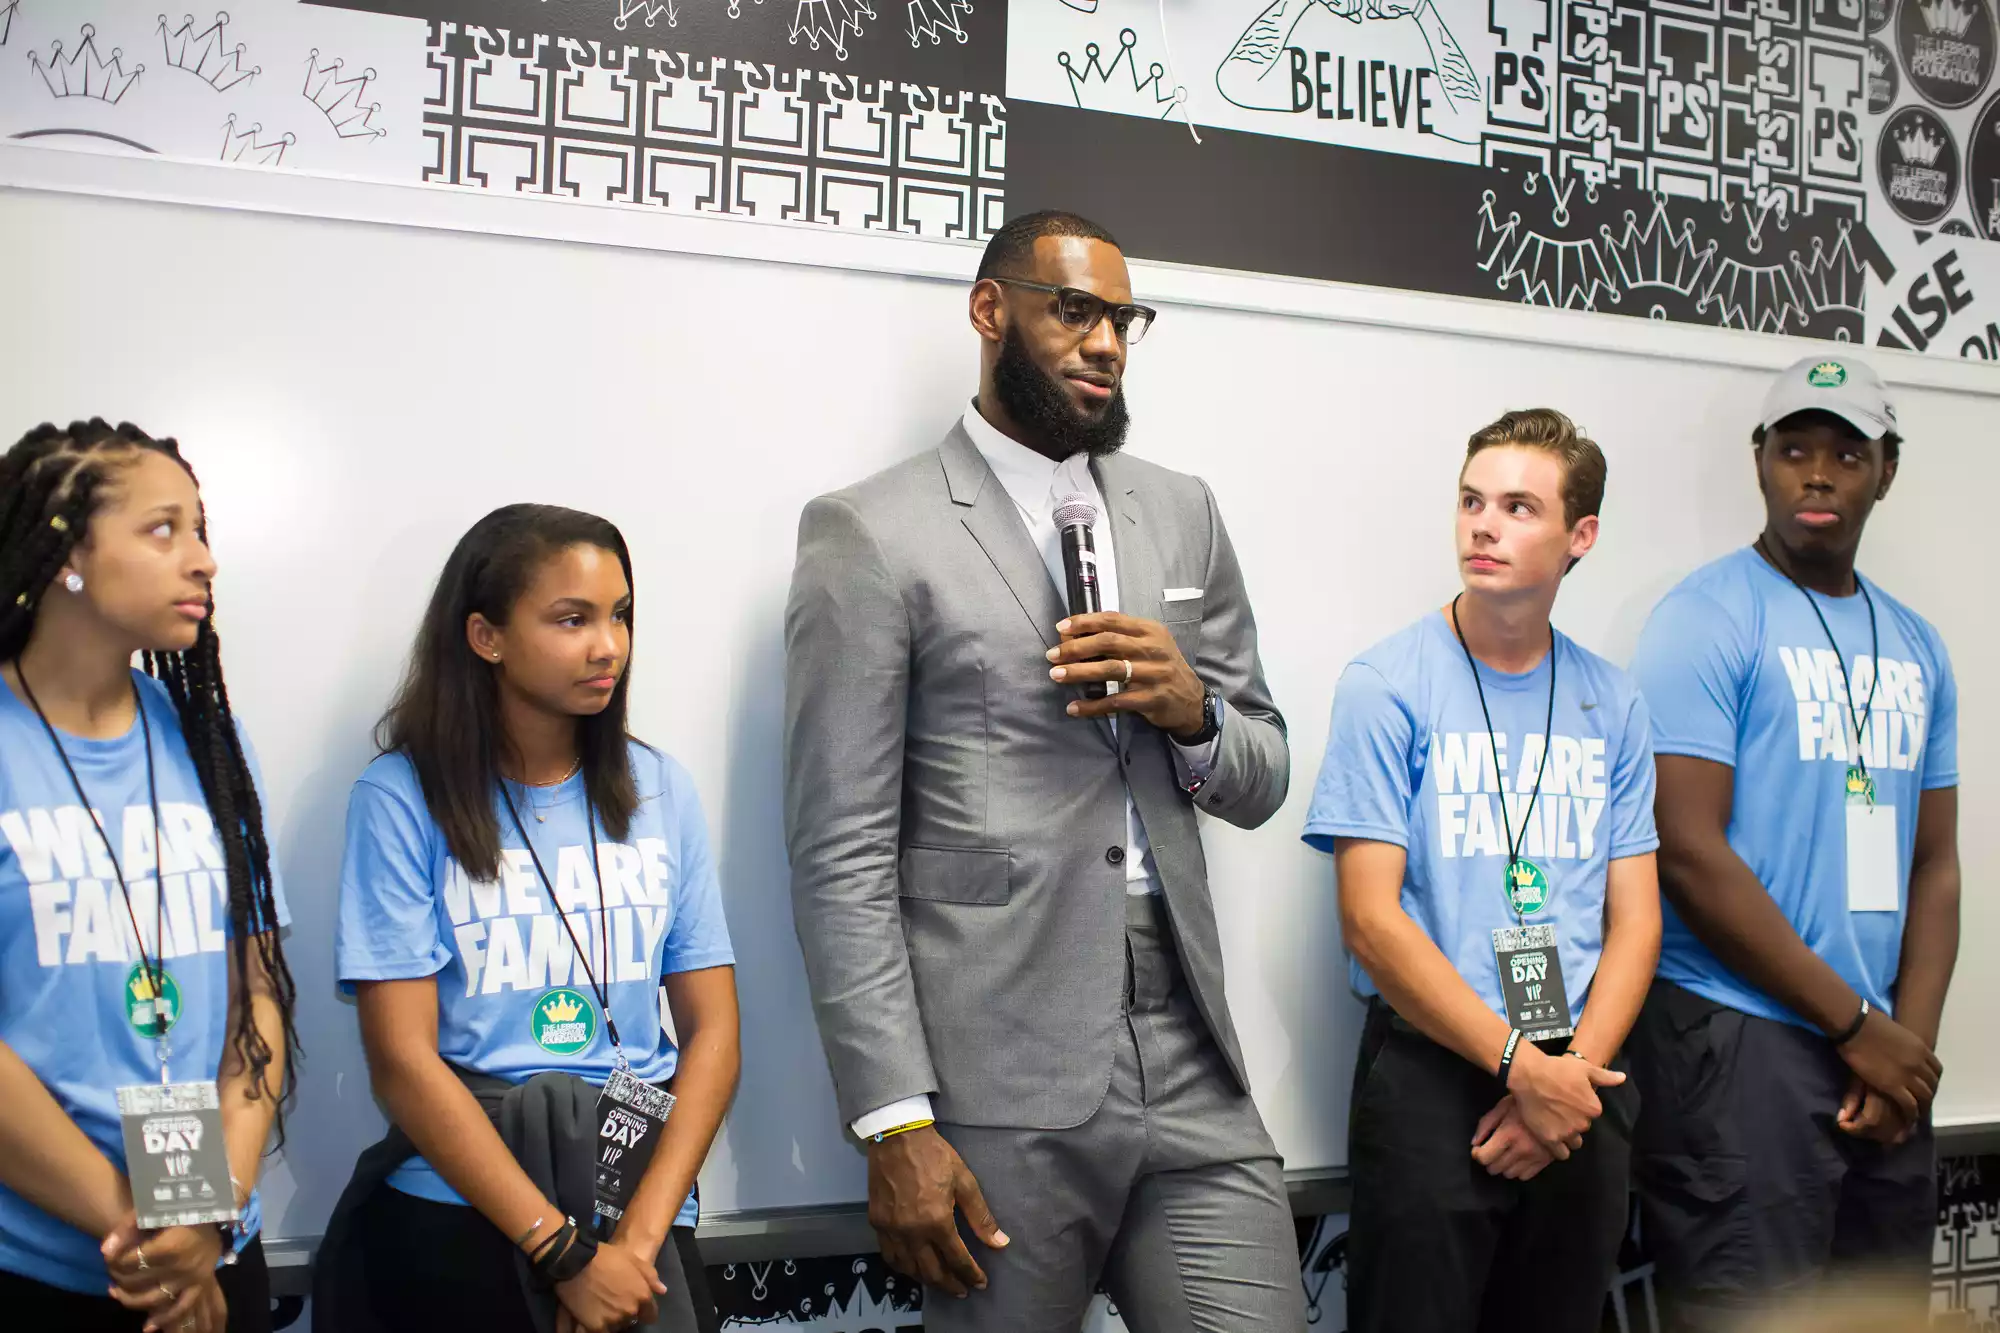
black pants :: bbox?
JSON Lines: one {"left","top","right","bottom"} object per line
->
{"left": 1627, "top": 981, "right": 1935, "bottom": 1332}
{"left": 0, "top": 1236, "right": 271, "bottom": 1332}
{"left": 357, "top": 1187, "right": 718, "bottom": 1333}
{"left": 1345, "top": 1002, "right": 1636, "bottom": 1333}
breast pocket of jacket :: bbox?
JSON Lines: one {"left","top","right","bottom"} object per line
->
{"left": 898, "top": 845, "right": 1011, "bottom": 906}
{"left": 1160, "top": 590, "right": 1204, "bottom": 663}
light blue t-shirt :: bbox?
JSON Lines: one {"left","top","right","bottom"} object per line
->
{"left": 0, "top": 672, "right": 285, "bottom": 1293}
{"left": 1629, "top": 547, "right": 1958, "bottom": 1028}
{"left": 335, "top": 743, "right": 735, "bottom": 1227}
{"left": 1302, "top": 613, "right": 1659, "bottom": 1022}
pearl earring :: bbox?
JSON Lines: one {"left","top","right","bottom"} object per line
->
{"left": 62, "top": 573, "right": 83, "bottom": 594}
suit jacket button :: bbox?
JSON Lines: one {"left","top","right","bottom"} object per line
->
{"left": 1106, "top": 846, "right": 1126, "bottom": 866}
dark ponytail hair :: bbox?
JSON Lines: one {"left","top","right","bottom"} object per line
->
{"left": 0, "top": 419, "right": 299, "bottom": 1135}
{"left": 378, "top": 504, "right": 638, "bottom": 882}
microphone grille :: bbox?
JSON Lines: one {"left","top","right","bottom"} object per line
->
{"left": 1053, "top": 492, "right": 1098, "bottom": 530}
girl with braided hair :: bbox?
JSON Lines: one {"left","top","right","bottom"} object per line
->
{"left": 0, "top": 420, "right": 297, "bottom": 1333}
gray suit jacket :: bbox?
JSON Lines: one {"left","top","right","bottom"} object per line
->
{"left": 783, "top": 424, "right": 1289, "bottom": 1132}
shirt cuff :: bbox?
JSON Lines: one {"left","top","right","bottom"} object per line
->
{"left": 1169, "top": 698, "right": 1227, "bottom": 785}
{"left": 852, "top": 1094, "right": 936, "bottom": 1142}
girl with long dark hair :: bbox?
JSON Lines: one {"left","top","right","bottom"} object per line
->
{"left": 320, "top": 504, "right": 739, "bottom": 1333}
{"left": 0, "top": 420, "right": 297, "bottom": 1333}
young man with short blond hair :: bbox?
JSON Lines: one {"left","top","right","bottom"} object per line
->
{"left": 1304, "top": 408, "right": 1663, "bottom": 1333}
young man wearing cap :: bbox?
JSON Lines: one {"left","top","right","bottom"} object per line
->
{"left": 1303, "top": 409, "right": 1662, "bottom": 1333}
{"left": 1627, "top": 355, "right": 1960, "bottom": 1329}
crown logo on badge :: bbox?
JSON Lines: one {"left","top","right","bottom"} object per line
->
{"left": 1868, "top": 45, "right": 1889, "bottom": 77}
{"left": 1896, "top": 123, "right": 1946, "bottom": 164}
{"left": 1059, "top": 28, "right": 1188, "bottom": 120}
{"left": 1808, "top": 360, "right": 1849, "bottom": 387}
{"left": 129, "top": 972, "right": 158, "bottom": 1002}
{"left": 1920, "top": 0, "right": 1976, "bottom": 37}
{"left": 302, "top": 50, "right": 387, "bottom": 141}
{"left": 541, "top": 993, "right": 584, "bottom": 1024}
{"left": 30, "top": 26, "right": 144, "bottom": 103}
{"left": 160, "top": 13, "right": 260, "bottom": 93}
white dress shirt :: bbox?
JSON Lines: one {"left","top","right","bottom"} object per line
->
{"left": 851, "top": 405, "right": 1223, "bottom": 1141}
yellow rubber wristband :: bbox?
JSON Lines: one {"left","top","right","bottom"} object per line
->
{"left": 870, "top": 1118, "right": 936, "bottom": 1143}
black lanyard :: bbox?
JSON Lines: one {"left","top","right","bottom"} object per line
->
{"left": 15, "top": 666, "right": 173, "bottom": 1077}
{"left": 1449, "top": 596, "right": 1558, "bottom": 925}
{"left": 498, "top": 780, "right": 625, "bottom": 1062}
{"left": 1756, "top": 537, "right": 1880, "bottom": 779}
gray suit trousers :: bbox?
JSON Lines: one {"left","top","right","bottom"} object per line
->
{"left": 928, "top": 897, "right": 1306, "bottom": 1333}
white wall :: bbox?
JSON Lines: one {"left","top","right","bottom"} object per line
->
{"left": 1, "top": 184, "right": 1995, "bottom": 1254}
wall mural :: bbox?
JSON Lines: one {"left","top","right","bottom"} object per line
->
{"left": 6, "top": 0, "right": 2000, "bottom": 352}
{"left": 3, "top": 0, "right": 2000, "bottom": 357}
{"left": 1001, "top": 0, "right": 2000, "bottom": 357}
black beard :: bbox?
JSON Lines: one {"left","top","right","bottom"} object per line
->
{"left": 991, "top": 325, "right": 1130, "bottom": 460}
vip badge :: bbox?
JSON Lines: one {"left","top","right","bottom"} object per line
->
{"left": 125, "top": 963, "right": 180, "bottom": 1036}
{"left": 530, "top": 987, "right": 597, "bottom": 1056}
{"left": 1506, "top": 859, "right": 1551, "bottom": 916}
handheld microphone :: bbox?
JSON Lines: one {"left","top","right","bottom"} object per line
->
{"left": 1054, "top": 493, "right": 1108, "bottom": 701}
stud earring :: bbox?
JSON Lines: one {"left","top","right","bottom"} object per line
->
{"left": 62, "top": 573, "right": 83, "bottom": 594}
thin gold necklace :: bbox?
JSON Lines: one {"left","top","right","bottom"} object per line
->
{"left": 519, "top": 757, "right": 582, "bottom": 823}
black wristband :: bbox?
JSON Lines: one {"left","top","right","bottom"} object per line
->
{"left": 1495, "top": 1029, "right": 1524, "bottom": 1088}
{"left": 530, "top": 1218, "right": 597, "bottom": 1287}
{"left": 1830, "top": 997, "right": 1871, "bottom": 1046}
{"left": 1175, "top": 686, "right": 1222, "bottom": 747}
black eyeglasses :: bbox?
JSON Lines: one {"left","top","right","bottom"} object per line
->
{"left": 990, "top": 278, "right": 1157, "bottom": 344}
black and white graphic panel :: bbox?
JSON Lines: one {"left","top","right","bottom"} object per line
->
{"left": 420, "top": 21, "right": 1001, "bottom": 236}
{"left": 0, "top": 0, "right": 429, "bottom": 172}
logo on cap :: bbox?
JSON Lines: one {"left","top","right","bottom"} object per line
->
{"left": 1807, "top": 361, "right": 1848, "bottom": 387}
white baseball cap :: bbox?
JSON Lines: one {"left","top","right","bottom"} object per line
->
{"left": 1757, "top": 354, "right": 1898, "bottom": 440}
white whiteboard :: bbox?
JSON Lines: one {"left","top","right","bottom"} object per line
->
{"left": 2, "top": 181, "right": 1996, "bottom": 1256}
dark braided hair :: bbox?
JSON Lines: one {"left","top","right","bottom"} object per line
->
{"left": 1, "top": 419, "right": 299, "bottom": 1138}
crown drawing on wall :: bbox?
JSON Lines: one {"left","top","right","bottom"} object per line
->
{"left": 1920, "top": 0, "right": 1976, "bottom": 37}
{"left": 1060, "top": 28, "right": 1187, "bottom": 119}
{"left": 1, "top": 2, "right": 18, "bottom": 48}
{"left": 615, "top": 0, "right": 680, "bottom": 30}
{"left": 906, "top": 0, "right": 972, "bottom": 48}
{"left": 541, "top": 993, "right": 584, "bottom": 1024}
{"left": 30, "top": 26, "right": 145, "bottom": 103}
{"left": 1789, "top": 221, "right": 1869, "bottom": 322}
{"left": 1896, "top": 123, "right": 1944, "bottom": 164}
{"left": 220, "top": 112, "right": 292, "bottom": 165}
{"left": 302, "top": 50, "right": 386, "bottom": 141}
{"left": 788, "top": 0, "right": 875, "bottom": 60}
{"left": 1599, "top": 194, "right": 1718, "bottom": 299}
{"left": 160, "top": 13, "right": 259, "bottom": 93}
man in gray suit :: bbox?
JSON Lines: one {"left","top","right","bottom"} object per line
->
{"left": 783, "top": 210, "right": 1304, "bottom": 1332}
